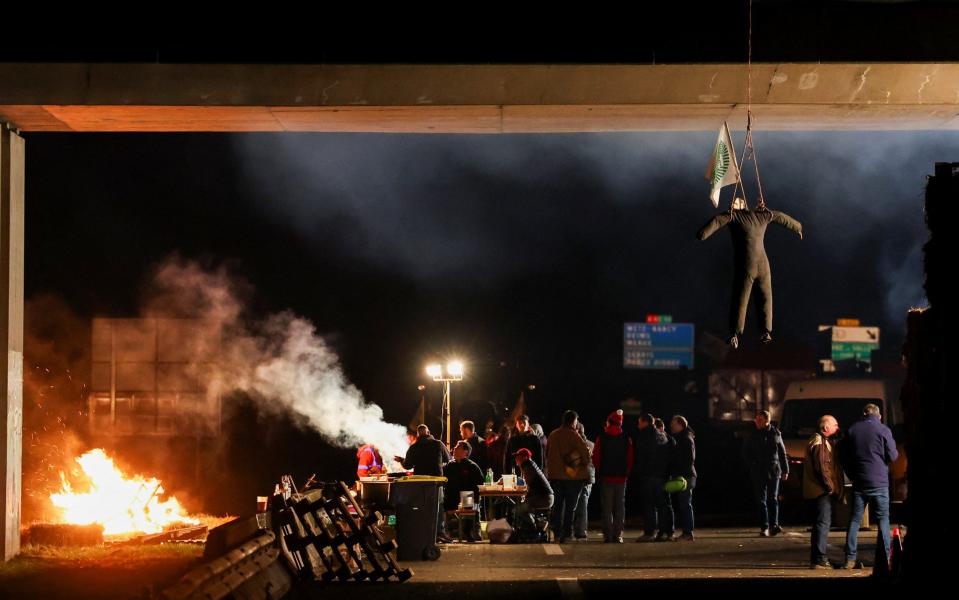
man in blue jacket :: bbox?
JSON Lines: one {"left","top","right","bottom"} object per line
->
{"left": 837, "top": 404, "right": 898, "bottom": 570}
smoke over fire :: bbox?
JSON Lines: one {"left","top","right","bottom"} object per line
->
{"left": 144, "top": 257, "right": 409, "bottom": 469}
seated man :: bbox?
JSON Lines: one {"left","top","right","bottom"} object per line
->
{"left": 512, "top": 448, "right": 554, "bottom": 541}
{"left": 443, "top": 440, "right": 485, "bottom": 541}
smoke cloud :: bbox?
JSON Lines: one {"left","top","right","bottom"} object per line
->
{"left": 144, "top": 257, "right": 409, "bottom": 468}
{"left": 231, "top": 131, "right": 948, "bottom": 331}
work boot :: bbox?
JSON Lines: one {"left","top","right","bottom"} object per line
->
{"left": 810, "top": 561, "right": 831, "bottom": 570}
{"left": 770, "top": 525, "right": 783, "bottom": 536}
{"left": 759, "top": 528, "right": 770, "bottom": 538}
{"left": 760, "top": 331, "right": 773, "bottom": 344}
{"left": 834, "top": 559, "right": 862, "bottom": 570}
{"left": 677, "top": 532, "right": 695, "bottom": 542}
{"left": 636, "top": 533, "right": 656, "bottom": 543}
{"left": 728, "top": 334, "right": 740, "bottom": 349}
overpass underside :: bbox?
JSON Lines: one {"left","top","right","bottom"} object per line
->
{"left": 2, "top": 63, "right": 958, "bottom": 132}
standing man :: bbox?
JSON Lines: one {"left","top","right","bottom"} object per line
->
{"left": 573, "top": 421, "right": 595, "bottom": 540}
{"left": 395, "top": 424, "right": 453, "bottom": 543}
{"left": 837, "top": 404, "right": 898, "bottom": 570}
{"left": 592, "top": 410, "right": 634, "bottom": 543}
{"left": 397, "top": 424, "right": 451, "bottom": 476}
{"left": 804, "top": 415, "right": 843, "bottom": 569}
{"left": 459, "top": 420, "right": 488, "bottom": 473}
{"left": 669, "top": 416, "right": 697, "bottom": 541}
{"left": 742, "top": 410, "right": 789, "bottom": 537}
{"left": 505, "top": 415, "right": 544, "bottom": 473}
{"left": 547, "top": 410, "right": 592, "bottom": 543}
{"left": 635, "top": 415, "right": 675, "bottom": 542}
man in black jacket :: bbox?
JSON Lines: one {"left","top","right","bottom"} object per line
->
{"left": 635, "top": 415, "right": 676, "bottom": 542}
{"left": 396, "top": 424, "right": 453, "bottom": 542}
{"left": 397, "top": 424, "right": 451, "bottom": 476}
{"left": 697, "top": 201, "right": 803, "bottom": 348}
{"left": 443, "top": 440, "right": 485, "bottom": 541}
{"left": 459, "top": 420, "right": 488, "bottom": 473}
{"left": 742, "top": 410, "right": 789, "bottom": 537}
{"left": 669, "top": 416, "right": 697, "bottom": 541}
{"left": 505, "top": 415, "right": 544, "bottom": 473}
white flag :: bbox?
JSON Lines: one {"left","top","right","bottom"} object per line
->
{"left": 705, "top": 122, "right": 740, "bottom": 207}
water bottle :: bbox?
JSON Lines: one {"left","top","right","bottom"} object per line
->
{"left": 485, "top": 468, "right": 493, "bottom": 485}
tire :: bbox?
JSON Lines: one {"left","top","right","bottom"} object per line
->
{"left": 423, "top": 545, "right": 441, "bottom": 561}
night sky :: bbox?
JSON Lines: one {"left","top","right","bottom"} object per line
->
{"left": 23, "top": 130, "right": 946, "bottom": 438}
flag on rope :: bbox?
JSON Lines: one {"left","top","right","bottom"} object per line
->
{"left": 706, "top": 122, "right": 741, "bottom": 207}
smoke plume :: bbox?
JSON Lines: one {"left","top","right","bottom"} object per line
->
{"left": 144, "top": 257, "right": 409, "bottom": 468}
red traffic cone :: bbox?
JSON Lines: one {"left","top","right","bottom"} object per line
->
{"left": 890, "top": 527, "right": 904, "bottom": 577}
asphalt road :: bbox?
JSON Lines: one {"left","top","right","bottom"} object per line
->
{"left": 304, "top": 527, "right": 891, "bottom": 599}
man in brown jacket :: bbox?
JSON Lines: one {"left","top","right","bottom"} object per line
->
{"left": 547, "top": 410, "right": 592, "bottom": 543}
{"left": 803, "top": 414, "right": 843, "bottom": 569}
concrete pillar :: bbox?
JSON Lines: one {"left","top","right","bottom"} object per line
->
{"left": 0, "top": 124, "right": 24, "bottom": 561}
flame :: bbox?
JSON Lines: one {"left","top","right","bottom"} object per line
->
{"left": 49, "top": 449, "right": 199, "bottom": 536}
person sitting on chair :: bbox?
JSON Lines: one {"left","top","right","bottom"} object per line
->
{"left": 443, "top": 440, "right": 485, "bottom": 541}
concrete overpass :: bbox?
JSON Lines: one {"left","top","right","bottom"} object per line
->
{"left": 1, "top": 61, "right": 958, "bottom": 559}
{"left": 2, "top": 63, "right": 959, "bottom": 132}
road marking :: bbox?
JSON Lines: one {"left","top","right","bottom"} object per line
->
{"left": 556, "top": 577, "right": 582, "bottom": 599}
{"left": 543, "top": 543, "right": 564, "bottom": 555}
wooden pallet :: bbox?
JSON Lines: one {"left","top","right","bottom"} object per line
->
{"left": 273, "top": 482, "right": 412, "bottom": 583}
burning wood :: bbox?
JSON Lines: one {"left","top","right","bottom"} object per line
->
{"left": 118, "top": 525, "right": 209, "bottom": 546}
{"left": 48, "top": 448, "right": 200, "bottom": 537}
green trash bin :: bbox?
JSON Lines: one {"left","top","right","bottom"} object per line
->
{"left": 392, "top": 476, "right": 446, "bottom": 561}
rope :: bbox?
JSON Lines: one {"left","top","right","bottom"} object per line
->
{"left": 734, "top": 0, "right": 769, "bottom": 212}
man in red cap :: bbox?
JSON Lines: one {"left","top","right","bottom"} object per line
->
{"left": 592, "top": 409, "right": 634, "bottom": 543}
{"left": 513, "top": 448, "right": 554, "bottom": 540}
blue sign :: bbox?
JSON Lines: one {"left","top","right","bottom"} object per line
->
{"left": 624, "top": 323, "right": 695, "bottom": 370}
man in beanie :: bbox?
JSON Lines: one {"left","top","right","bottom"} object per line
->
{"left": 592, "top": 409, "right": 634, "bottom": 543}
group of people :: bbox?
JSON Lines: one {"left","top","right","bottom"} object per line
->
{"left": 355, "top": 402, "right": 898, "bottom": 571}
{"left": 358, "top": 409, "right": 699, "bottom": 546}
{"left": 742, "top": 404, "right": 899, "bottom": 570}
{"left": 532, "top": 409, "right": 698, "bottom": 544}
{"left": 805, "top": 405, "right": 897, "bottom": 569}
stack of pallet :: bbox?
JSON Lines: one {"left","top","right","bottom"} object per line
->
{"left": 273, "top": 481, "right": 413, "bottom": 583}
